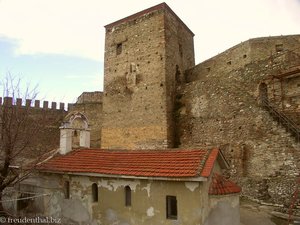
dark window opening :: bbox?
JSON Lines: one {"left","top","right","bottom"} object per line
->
{"left": 259, "top": 82, "right": 269, "bottom": 105}
{"left": 116, "top": 43, "right": 122, "bottom": 55}
{"left": 178, "top": 43, "right": 183, "bottom": 57}
{"left": 17, "top": 193, "right": 33, "bottom": 211}
{"left": 275, "top": 44, "right": 283, "bottom": 52}
{"left": 92, "top": 183, "right": 98, "bottom": 202}
{"left": 64, "top": 181, "right": 70, "bottom": 199}
{"left": 72, "top": 130, "right": 80, "bottom": 148}
{"left": 206, "top": 67, "right": 211, "bottom": 72}
{"left": 243, "top": 54, "right": 247, "bottom": 58}
{"left": 175, "top": 65, "right": 181, "bottom": 83}
{"left": 227, "top": 61, "right": 232, "bottom": 65}
{"left": 166, "top": 195, "right": 177, "bottom": 219}
{"left": 125, "top": 186, "right": 131, "bottom": 206}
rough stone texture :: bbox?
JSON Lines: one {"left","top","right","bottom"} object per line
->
{"left": 178, "top": 35, "right": 300, "bottom": 207}
{"left": 0, "top": 97, "right": 67, "bottom": 159}
{"left": 68, "top": 92, "right": 103, "bottom": 148}
{"left": 186, "top": 35, "right": 300, "bottom": 83}
{"left": 101, "top": 5, "right": 194, "bottom": 149}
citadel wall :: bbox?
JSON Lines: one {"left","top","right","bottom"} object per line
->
{"left": 186, "top": 35, "right": 300, "bottom": 83}
{"left": 0, "top": 96, "right": 68, "bottom": 157}
{"left": 178, "top": 35, "right": 300, "bottom": 205}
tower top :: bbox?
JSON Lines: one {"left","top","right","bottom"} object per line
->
{"left": 104, "top": 2, "right": 194, "bottom": 36}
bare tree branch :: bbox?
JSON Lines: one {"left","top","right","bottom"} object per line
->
{"left": 0, "top": 73, "right": 55, "bottom": 214}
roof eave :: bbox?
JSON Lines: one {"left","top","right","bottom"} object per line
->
{"left": 38, "top": 170, "right": 208, "bottom": 182}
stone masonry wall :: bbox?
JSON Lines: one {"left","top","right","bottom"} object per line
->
{"left": 163, "top": 8, "right": 195, "bottom": 147}
{"left": 178, "top": 36, "right": 300, "bottom": 207}
{"left": 102, "top": 9, "right": 168, "bottom": 150}
{"left": 101, "top": 5, "right": 194, "bottom": 149}
{"left": 186, "top": 35, "right": 300, "bottom": 83}
{"left": 68, "top": 92, "right": 103, "bottom": 148}
{"left": 0, "top": 97, "right": 67, "bottom": 158}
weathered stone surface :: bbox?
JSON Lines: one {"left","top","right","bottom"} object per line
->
{"left": 178, "top": 35, "right": 300, "bottom": 206}
{"left": 69, "top": 92, "right": 103, "bottom": 148}
{"left": 101, "top": 6, "right": 195, "bottom": 149}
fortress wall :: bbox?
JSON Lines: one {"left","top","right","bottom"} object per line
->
{"left": 185, "top": 35, "right": 300, "bottom": 83}
{"left": 76, "top": 91, "right": 103, "bottom": 104}
{"left": 177, "top": 37, "right": 300, "bottom": 205}
{"left": 0, "top": 96, "right": 68, "bottom": 157}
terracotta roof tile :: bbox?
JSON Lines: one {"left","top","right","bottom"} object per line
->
{"left": 209, "top": 173, "right": 241, "bottom": 195}
{"left": 200, "top": 148, "right": 219, "bottom": 177}
{"left": 37, "top": 148, "right": 219, "bottom": 178}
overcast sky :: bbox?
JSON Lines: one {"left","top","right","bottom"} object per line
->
{"left": 0, "top": 0, "right": 299, "bottom": 104}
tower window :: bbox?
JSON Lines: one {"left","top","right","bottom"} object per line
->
{"left": 64, "top": 181, "right": 70, "bottom": 199}
{"left": 125, "top": 186, "right": 131, "bottom": 206}
{"left": 116, "top": 43, "right": 123, "bottom": 55}
{"left": 275, "top": 44, "right": 283, "bottom": 52}
{"left": 166, "top": 196, "right": 177, "bottom": 219}
{"left": 92, "top": 183, "right": 98, "bottom": 202}
{"left": 178, "top": 43, "right": 183, "bottom": 57}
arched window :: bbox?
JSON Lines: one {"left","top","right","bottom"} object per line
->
{"left": 92, "top": 183, "right": 98, "bottom": 202}
{"left": 259, "top": 82, "right": 268, "bottom": 105}
{"left": 125, "top": 186, "right": 131, "bottom": 206}
{"left": 64, "top": 181, "right": 70, "bottom": 199}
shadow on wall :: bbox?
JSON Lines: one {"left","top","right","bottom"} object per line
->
{"left": 204, "top": 200, "right": 240, "bottom": 225}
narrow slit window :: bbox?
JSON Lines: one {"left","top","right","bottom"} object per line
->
{"left": 64, "top": 181, "right": 70, "bottom": 199}
{"left": 125, "top": 186, "right": 131, "bottom": 206}
{"left": 166, "top": 195, "right": 177, "bottom": 219}
{"left": 178, "top": 43, "right": 183, "bottom": 57}
{"left": 116, "top": 43, "right": 123, "bottom": 55}
{"left": 92, "top": 183, "right": 98, "bottom": 202}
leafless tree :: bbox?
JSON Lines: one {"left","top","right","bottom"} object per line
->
{"left": 0, "top": 74, "right": 55, "bottom": 214}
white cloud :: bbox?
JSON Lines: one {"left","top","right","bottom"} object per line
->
{"left": 0, "top": 0, "right": 299, "bottom": 63}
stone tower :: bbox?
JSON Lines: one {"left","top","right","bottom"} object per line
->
{"left": 101, "top": 3, "right": 195, "bottom": 149}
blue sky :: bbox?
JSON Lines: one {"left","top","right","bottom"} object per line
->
{"left": 0, "top": 37, "right": 102, "bottom": 103}
{"left": 0, "top": 0, "right": 299, "bottom": 104}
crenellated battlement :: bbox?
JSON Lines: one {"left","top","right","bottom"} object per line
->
{"left": 0, "top": 96, "right": 73, "bottom": 111}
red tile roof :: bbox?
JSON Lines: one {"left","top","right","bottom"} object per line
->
{"left": 209, "top": 173, "right": 241, "bottom": 195}
{"left": 37, "top": 148, "right": 219, "bottom": 178}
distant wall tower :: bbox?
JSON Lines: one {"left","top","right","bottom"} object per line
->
{"left": 101, "top": 3, "right": 195, "bottom": 149}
